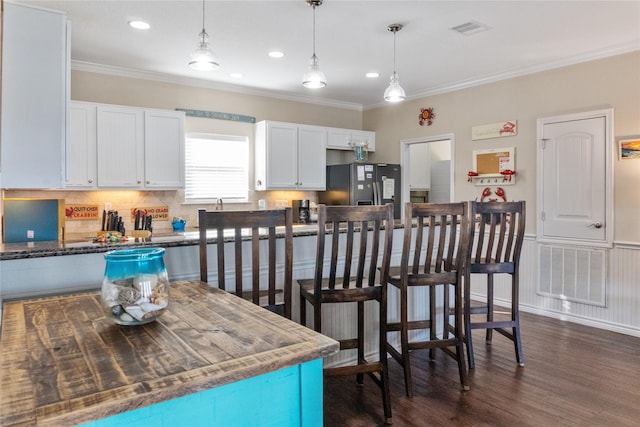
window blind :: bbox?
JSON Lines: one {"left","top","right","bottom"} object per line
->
{"left": 185, "top": 134, "right": 249, "bottom": 202}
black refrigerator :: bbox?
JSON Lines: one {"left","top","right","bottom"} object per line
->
{"left": 318, "top": 163, "right": 401, "bottom": 219}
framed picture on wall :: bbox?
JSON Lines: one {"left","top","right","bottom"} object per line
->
{"left": 618, "top": 135, "right": 640, "bottom": 159}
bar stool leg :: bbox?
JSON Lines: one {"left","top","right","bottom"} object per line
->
{"left": 464, "top": 276, "right": 476, "bottom": 369}
{"left": 380, "top": 294, "right": 392, "bottom": 424}
{"left": 486, "top": 274, "right": 494, "bottom": 344}
{"left": 357, "top": 301, "right": 365, "bottom": 386}
{"left": 300, "top": 296, "right": 307, "bottom": 327}
{"left": 400, "top": 286, "right": 414, "bottom": 397}
{"left": 513, "top": 272, "right": 525, "bottom": 366}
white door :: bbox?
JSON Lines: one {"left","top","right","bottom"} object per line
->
{"left": 537, "top": 109, "right": 613, "bottom": 246}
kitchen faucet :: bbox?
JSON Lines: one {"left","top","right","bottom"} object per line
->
{"left": 216, "top": 198, "right": 223, "bottom": 210}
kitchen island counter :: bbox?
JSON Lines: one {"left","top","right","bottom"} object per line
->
{"left": 0, "top": 280, "right": 339, "bottom": 426}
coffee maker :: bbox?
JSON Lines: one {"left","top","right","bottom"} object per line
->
{"left": 292, "top": 200, "right": 310, "bottom": 223}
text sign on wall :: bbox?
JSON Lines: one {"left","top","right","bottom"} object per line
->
{"left": 130, "top": 206, "right": 169, "bottom": 222}
{"left": 472, "top": 120, "right": 518, "bottom": 140}
{"left": 65, "top": 204, "right": 100, "bottom": 221}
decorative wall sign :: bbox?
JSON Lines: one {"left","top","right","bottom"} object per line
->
{"left": 472, "top": 120, "right": 517, "bottom": 140}
{"left": 418, "top": 107, "right": 435, "bottom": 126}
{"left": 175, "top": 108, "right": 256, "bottom": 123}
{"left": 130, "top": 206, "right": 170, "bottom": 222}
{"left": 618, "top": 135, "right": 640, "bottom": 159}
{"left": 65, "top": 204, "right": 100, "bottom": 220}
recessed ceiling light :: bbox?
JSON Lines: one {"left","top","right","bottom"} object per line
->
{"left": 366, "top": 72, "right": 379, "bottom": 78}
{"left": 268, "top": 51, "right": 285, "bottom": 58}
{"left": 230, "top": 73, "right": 243, "bottom": 78}
{"left": 128, "top": 20, "right": 150, "bottom": 30}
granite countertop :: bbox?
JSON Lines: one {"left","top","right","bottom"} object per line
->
{"left": 0, "top": 222, "right": 405, "bottom": 261}
{"left": 0, "top": 280, "right": 339, "bottom": 426}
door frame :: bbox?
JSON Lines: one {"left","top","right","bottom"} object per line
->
{"left": 400, "top": 133, "right": 455, "bottom": 218}
{"left": 536, "top": 108, "right": 614, "bottom": 247}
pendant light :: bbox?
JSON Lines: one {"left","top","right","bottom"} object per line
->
{"left": 384, "top": 24, "right": 405, "bottom": 103}
{"left": 302, "top": 0, "right": 327, "bottom": 89}
{"left": 189, "top": 0, "right": 219, "bottom": 71}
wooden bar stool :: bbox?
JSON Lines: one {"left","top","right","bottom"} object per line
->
{"left": 386, "top": 202, "right": 472, "bottom": 398}
{"left": 464, "top": 200, "right": 526, "bottom": 369}
{"left": 198, "top": 208, "right": 294, "bottom": 318}
{"left": 297, "top": 204, "right": 394, "bottom": 424}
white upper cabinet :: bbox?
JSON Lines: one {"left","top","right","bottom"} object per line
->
{"left": 297, "top": 125, "right": 328, "bottom": 189}
{"left": 66, "top": 102, "right": 97, "bottom": 188}
{"left": 326, "top": 127, "right": 376, "bottom": 152}
{"left": 97, "top": 105, "right": 145, "bottom": 188}
{"left": 67, "top": 102, "right": 185, "bottom": 190}
{"left": 144, "top": 110, "right": 185, "bottom": 188}
{"left": 255, "top": 121, "right": 326, "bottom": 190}
{"left": 1, "top": 3, "right": 69, "bottom": 189}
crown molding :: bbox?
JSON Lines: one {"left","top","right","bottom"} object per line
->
{"left": 364, "top": 41, "right": 640, "bottom": 110}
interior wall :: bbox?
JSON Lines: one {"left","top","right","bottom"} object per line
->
{"left": 71, "top": 70, "right": 364, "bottom": 129}
{"left": 364, "top": 52, "right": 640, "bottom": 241}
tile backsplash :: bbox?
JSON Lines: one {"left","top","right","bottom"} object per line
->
{"left": 3, "top": 189, "right": 318, "bottom": 239}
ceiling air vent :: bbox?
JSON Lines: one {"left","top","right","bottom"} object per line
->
{"left": 450, "top": 20, "right": 491, "bottom": 36}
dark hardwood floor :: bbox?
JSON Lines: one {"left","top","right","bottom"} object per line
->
{"left": 323, "top": 311, "right": 640, "bottom": 426}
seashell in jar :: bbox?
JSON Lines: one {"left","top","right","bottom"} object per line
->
{"left": 102, "top": 281, "right": 120, "bottom": 307}
{"left": 150, "top": 285, "right": 168, "bottom": 306}
{"left": 134, "top": 273, "right": 158, "bottom": 294}
{"left": 117, "top": 287, "right": 141, "bottom": 306}
{"left": 123, "top": 305, "right": 147, "bottom": 321}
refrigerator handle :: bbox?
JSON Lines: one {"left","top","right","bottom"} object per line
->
{"left": 373, "top": 182, "right": 380, "bottom": 205}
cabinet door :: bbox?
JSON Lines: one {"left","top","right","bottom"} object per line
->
{"left": 265, "top": 122, "right": 298, "bottom": 189}
{"left": 1, "top": 3, "right": 68, "bottom": 189}
{"left": 352, "top": 130, "right": 375, "bottom": 152}
{"left": 66, "top": 102, "right": 97, "bottom": 188}
{"left": 144, "top": 110, "right": 185, "bottom": 189}
{"left": 297, "top": 126, "right": 326, "bottom": 190}
{"left": 326, "top": 127, "right": 351, "bottom": 150}
{"left": 97, "top": 106, "right": 144, "bottom": 188}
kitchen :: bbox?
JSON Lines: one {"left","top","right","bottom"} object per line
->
{"left": 1, "top": 0, "right": 639, "bottom": 425}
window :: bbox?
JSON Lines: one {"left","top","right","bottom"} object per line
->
{"left": 185, "top": 133, "right": 249, "bottom": 202}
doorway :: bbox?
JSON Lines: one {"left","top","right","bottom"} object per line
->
{"left": 400, "top": 134, "right": 454, "bottom": 217}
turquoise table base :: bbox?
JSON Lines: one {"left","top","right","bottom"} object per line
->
{"left": 81, "top": 359, "right": 323, "bottom": 427}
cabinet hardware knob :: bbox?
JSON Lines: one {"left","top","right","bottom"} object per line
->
{"left": 88, "top": 179, "right": 93, "bottom": 183}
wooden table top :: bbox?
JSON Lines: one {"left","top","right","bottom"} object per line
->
{"left": 0, "top": 280, "right": 338, "bottom": 426}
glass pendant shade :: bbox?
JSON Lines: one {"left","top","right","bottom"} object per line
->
{"left": 302, "top": 54, "right": 327, "bottom": 88}
{"left": 384, "top": 72, "right": 406, "bottom": 102}
{"left": 189, "top": 29, "right": 219, "bottom": 71}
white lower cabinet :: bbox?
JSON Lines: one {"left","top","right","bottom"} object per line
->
{"left": 67, "top": 101, "right": 185, "bottom": 190}
{"left": 255, "top": 121, "right": 326, "bottom": 190}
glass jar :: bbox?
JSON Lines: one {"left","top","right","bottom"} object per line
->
{"left": 351, "top": 140, "right": 369, "bottom": 162}
{"left": 101, "top": 247, "right": 169, "bottom": 325}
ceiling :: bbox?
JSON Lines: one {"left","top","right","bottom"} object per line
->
{"left": 14, "top": 0, "right": 640, "bottom": 109}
